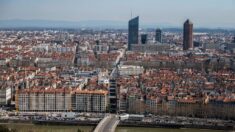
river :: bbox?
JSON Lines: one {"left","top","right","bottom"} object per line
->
{"left": 2, "top": 124, "right": 230, "bottom": 132}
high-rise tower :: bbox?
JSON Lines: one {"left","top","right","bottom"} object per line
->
{"left": 141, "top": 34, "right": 147, "bottom": 44}
{"left": 128, "top": 16, "right": 139, "bottom": 50}
{"left": 155, "top": 29, "right": 162, "bottom": 43}
{"left": 183, "top": 19, "right": 193, "bottom": 50}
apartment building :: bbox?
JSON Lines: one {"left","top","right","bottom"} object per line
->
{"left": 118, "top": 65, "right": 144, "bottom": 76}
{"left": 0, "top": 86, "right": 11, "bottom": 105}
{"left": 17, "top": 88, "right": 71, "bottom": 112}
{"left": 73, "top": 90, "right": 108, "bottom": 112}
{"left": 16, "top": 88, "right": 108, "bottom": 112}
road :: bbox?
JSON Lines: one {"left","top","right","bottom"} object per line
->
{"left": 110, "top": 48, "right": 125, "bottom": 78}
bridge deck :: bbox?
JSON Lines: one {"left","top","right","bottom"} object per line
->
{"left": 94, "top": 114, "right": 119, "bottom": 132}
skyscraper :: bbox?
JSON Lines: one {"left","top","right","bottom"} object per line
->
{"left": 128, "top": 16, "right": 139, "bottom": 50}
{"left": 141, "top": 34, "right": 147, "bottom": 44}
{"left": 155, "top": 29, "right": 162, "bottom": 43}
{"left": 183, "top": 19, "right": 193, "bottom": 50}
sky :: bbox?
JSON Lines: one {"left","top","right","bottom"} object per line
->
{"left": 0, "top": 0, "right": 235, "bottom": 28}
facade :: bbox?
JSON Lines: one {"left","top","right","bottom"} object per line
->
{"left": 141, "top": 34, "right": 148, "bottom": 44}
{"left": 128, "top": 16, "right": 139, "bottom": 50}
{"left": 98, "top": 70, "right": 110, "bottom": 85}
{"left": 44, "top": 91, "right": 56, "bottom": 111}
{"left": 93, "top": 44, "right": 110, "bottom": 54}
{"left": 17, "top": 89, "right": 71, "bottom": 112}
{"left": 155, "top": 29, "right": 162, "bottom": 43}
{"left": 0, "top": 87, "right": 11, "bottom": 105}
{"left": 183, "top": 19, "right": 193, "bottom": 50}
{"left": 119, "top": 98, "right": 127, "bottom": 113}
{"left": 29, "top": 91, "right": 38, "bottom": 111}
{"left": 130, "top": 44, "right": 172, "bottom": 52}
{"left": 109, "top": 79, "right": 117, "bottom": 113}
{"left": 73, "top": 90, "right": 108, "bottom": 112}
{"left": 18, "top": 91, "right": 30, "bottom": 111}
{"left": 118, "top": 65, "right": 144, "bottom": 76}
{"left": 17, "top": 89, "right": 107, "bottom": 112}
{"left": 146, "top": 98, "right": 157, "bottom": 113}
{"left": 38, "top": 92, "right": 45, "bottom": 111}
{"left": 32, "top": 44, "right": 76, "bottom": 53}
{"left": 127, "top": 95, "right": 145, "bottom": 114}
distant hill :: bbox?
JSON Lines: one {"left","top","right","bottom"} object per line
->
{"left": 0, "top": 19, "right": 234, "bottom": 31}
{"left": 0, "top": 19, "right": 177, "bottom": 29}
{"left": 0, "top": 19, "right": 127, "bottom": 29}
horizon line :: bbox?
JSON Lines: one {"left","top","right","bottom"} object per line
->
{"left": 0, "top": 19, "right": 235, "bottom": 30}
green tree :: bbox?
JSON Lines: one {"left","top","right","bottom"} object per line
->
{"left": 77, "top": 128, "right": 83, "bottom": 132}
{"left": 0, "top": 125, "right": 9, "bottom": 132}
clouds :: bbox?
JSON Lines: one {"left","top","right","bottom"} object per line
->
{"left": 0, "top": 0, "right": 234, "bottom": 28}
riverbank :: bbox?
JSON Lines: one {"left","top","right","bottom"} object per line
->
{"left": 0, "top": 123, "right": 94, "bottom": 132}
{"left": 1, "top": 123, "right": 227, "bottom": 132}
{"left": 1, "top": 120, "right": 232, "bottom": 130}
{"left": 34, "top": 120, "right": 234, "bottom": 130}
{"left": 119, "top": 120, "right": 234, "bottom": 130}
{"left": 1, "top": 118, "right": 233, "bottom": 131}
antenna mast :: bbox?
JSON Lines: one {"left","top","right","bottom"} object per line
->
{"left": 131, "top": 9, "right": 133, "bottom": 19}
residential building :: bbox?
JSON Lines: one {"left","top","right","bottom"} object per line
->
{"left": 73, "top": 90, "right": 108, "bottom": 112}
{"left": 0, "top": 86, "right": 11, "bottom": 105}
{"left": 118, "top": 65, "right": 144, "bottom": 76}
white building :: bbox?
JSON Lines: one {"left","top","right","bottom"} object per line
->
{"left": 118, "top": 65, "right": 144, "bottom": 76}
{"left": 0, "top": 87, "right": 11, "bottom": 105}
{"left": 98, "top": 70, "right": 109, "bottom": 85}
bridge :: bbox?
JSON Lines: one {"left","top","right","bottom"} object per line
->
{"left": 94, "top": 49, "right": 124, "bottom": 132}
{"left": 94, "top": 114, "right": 120, "bottom": 132}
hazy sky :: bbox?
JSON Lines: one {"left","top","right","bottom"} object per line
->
{"left": 0, "top": 0, "right": 235, "bottom": 28}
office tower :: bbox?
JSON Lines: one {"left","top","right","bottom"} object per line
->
{"left": 128, "top": 16, "right": 139, "bottom": 50}
{"left": 183, "top": 19, "right": 193, "bottom": 50}
{"left": 141, "top": 34, "right": 148, "bottom": 44}
{"left": 155, "top": 29, "right": 162, "bottom": 43}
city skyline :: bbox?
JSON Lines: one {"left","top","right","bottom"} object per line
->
{"left": 0, "top": 0, "right": 235, "bottom": 28}
{"left": 1, "top": 1, "right": 235, "bottom": 131}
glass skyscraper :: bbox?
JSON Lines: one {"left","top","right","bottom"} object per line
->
{"left": 128, "top": 16, "right": 139, "bottom": 50}
{"left": 155, "top": 29, "right": 162, "bottom": 43}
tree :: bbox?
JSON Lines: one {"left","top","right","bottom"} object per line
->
{"left": 77, "top": 128, "right": 83, "bottom": 132}
{"left": 0, "top": 125, "right": 9, "bottom": 132}
{"left": 0, "top": 125, "right": 16, "bottom": 132}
